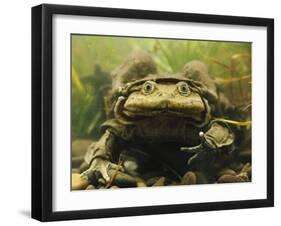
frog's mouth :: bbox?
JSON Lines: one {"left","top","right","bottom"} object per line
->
{"left": 123, "top": 108, "right": 204, "bottom": 122}
{"left": 114, "top": 96, "right": 211, "bottom": 127}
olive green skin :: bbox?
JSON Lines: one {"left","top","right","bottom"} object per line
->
{"left": 125, "top": 82, "right": 205, "bottom": 118}
{"left": 104, "top": 76, "right": 213, "bottom": 146}
{"left": 80, "top": 51, "right": 242, "bottom": 186}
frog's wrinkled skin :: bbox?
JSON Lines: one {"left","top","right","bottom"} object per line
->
{"left": 80, "top": 51, "right": 249, "bottom": 187}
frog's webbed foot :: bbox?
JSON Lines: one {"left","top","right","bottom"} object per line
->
{"left": 80, "top": 158, "right": 124, "bottom": 185}
{"left": 181, "top": 131, "right": 217, "bottom": 166}
{"left": 181, "top": 120, "right": 235, "bottom": 166}
{"left": 81, "top": 130, "right": 128, "bottom": 186}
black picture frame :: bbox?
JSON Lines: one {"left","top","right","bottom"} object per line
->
{"left": 32, "top": 3, "right": 274, "bottom": 222}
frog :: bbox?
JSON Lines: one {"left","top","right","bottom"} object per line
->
{"left": 80, "top": 51, "right": 249, "bottom": 187}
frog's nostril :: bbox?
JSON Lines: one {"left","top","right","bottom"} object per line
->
{"left": 159, "top": 99, "right": 169, "bottom": 109}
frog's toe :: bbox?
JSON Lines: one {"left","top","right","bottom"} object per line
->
{"left": 99, "top": 165, "right": 110, "bottom": 182}
{"left": 80, "top": 168, "right": 94, "bottom": 181}
{"left": 107, "top": 162, "right": 124, "bottom": 172}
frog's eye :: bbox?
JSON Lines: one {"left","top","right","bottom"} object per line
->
{"left": 142, "top": 81, "right": 156, "bottom": 95}
{"left": 177, "top": 82, "right": 191, "bottom": 96}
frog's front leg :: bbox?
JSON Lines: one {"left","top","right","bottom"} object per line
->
{"left": 181, "top": 120, "right": 235, "bottom": 165}
{"left": 200, "top": 120, "right": 235, "bottom": 150}
{"left": 80, "top": 130, "right": 124, "bottom": 184}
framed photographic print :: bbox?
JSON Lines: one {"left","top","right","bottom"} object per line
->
{"left": 32, "top": 4, "right": 274, "bottom": 221}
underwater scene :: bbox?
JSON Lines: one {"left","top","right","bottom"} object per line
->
{"left": 71, "top": 35, "right": 252, "bottom": 190}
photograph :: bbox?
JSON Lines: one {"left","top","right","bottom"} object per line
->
{"left": 31, "top": 4, "right": 274, "bottom": 221}
{"left": 71, "top": 35, "right": 252, "bottom": 190}
{"left": 0, "top": 0, "right": 278, "bottom": 225}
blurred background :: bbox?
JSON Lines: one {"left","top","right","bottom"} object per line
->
{"left": 71, "top": 35, "right": 251, "bottom": 141}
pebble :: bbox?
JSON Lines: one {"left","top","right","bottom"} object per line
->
{"left": 152, "top": 177, "right": 166, "bottom": 186}
{"left": 217, "top": 168, "right": 237, "bottom": 177}
{"left": 108, "top": 170, "right": 137, "bottom": 187}
{"left": 109, "top": 185, "right": 119, "bottom": 189}
{"left": 181, "top": 171, "right": 197, "bottom": 185}
{"left": 217, "top": 174, "right": 244, "bottom": 183}
{"left": 146, "top": 177, "right": 161, "bottom": 186}
{"left": 72, "top": 173, "right": 89, "bottom": 190}
{"left": 86, "top": 185, "right": 95, "bottom": 190}
{"left": 136, "top": 181, "right": 147, "bottom": 187}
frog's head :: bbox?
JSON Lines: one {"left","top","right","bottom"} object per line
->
{"left": 114, "top": 75, "right": 213, "bottom": 126}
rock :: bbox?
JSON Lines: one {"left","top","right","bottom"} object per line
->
{"left": 152, "top": 177, "right": 166, "bottom": 187}
{"left": 72, "top": 173, "right": 89, "bottom": 190}
{"left": 123, "top": 160, "right": 139, "bottom": 176}
{"left": 108, "top": 169, "right": 137, "bottom": 188}
{"left": 181, "top": 171, "right": 197, "bottom": 185}
{"left": 86, "top": 185, "right": 95, "bottom": 190}
{"left": 137, "top": 181, "right": 147, "bottom": 187}
{"left": 109, "top": 185, "right": 119, "bottom": 189}
{"left": 217, "top": 174, "right": 244, "bottom": 183}
{"left": 146, "top": 177, "right": 161, "bottom": 186}
{"left": 98, "top": 178, "right": 106, "bottom": 185}
{"left": 217, "top": 168, "right": 237, "bottom": 177}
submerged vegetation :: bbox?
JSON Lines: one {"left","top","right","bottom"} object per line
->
{"left": 71, "top": 35, "right": 251, "bottom": 139}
